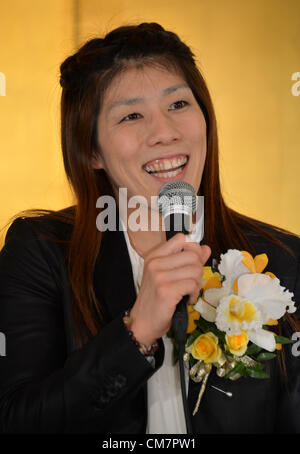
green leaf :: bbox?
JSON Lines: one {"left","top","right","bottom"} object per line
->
{"left": 256, "top": 352, "right": 277, "bottom": 361}
{"left": 238, "top": 366, "right": 250, "bottom": 377}
{"left": 195, "top": 318, "right": 226, "bottom": 344}
{"left": 189, "top": 355, "right": 198, "bottom": 367}
{"left": 195, "top": 317, "right": 214, "bottom": 332}
{"left": 245, "top": 343, "right": 262, "bottom": 356}
{"left": 274, "top": 335, "right": 294, "bottom": 345}
{"left": 211, "top": 266, "right": 219, "bottom": 274}
{"left": 245, "top": 366, "right": 269, "bottom": 379}
{"left": 224, "top": 362, "right": 246, "bottom": 379}
{"left": 166, "top": 327, "right": 174, "bottom": 338}
{"left": 186, "top": 330, "right": 201, "bottom": 347}
{"left": 172, "top": 342, "right": 179, "bottom": 366}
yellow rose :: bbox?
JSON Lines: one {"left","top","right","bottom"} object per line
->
{"left": 187, "top": 305, "right": 201, "bottom": 334}
{"left": 191, "top": 332, "right": 222, "bottom": 363}
{"left": 225, "top": 331, "right": 249, "bottom": 356}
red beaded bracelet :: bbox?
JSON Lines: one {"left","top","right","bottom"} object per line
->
{"left": 123, "top": 309, "right": 159, "bottom": 357}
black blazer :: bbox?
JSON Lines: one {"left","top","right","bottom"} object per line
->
{"left": 0, "top": 215, "right": 299, "bottom": 434}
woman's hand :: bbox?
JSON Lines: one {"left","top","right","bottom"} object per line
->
{"left": 129, "top": 233, "right": 211, "bottom": 347}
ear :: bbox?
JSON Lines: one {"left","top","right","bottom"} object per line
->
{"left": 91, "top": 151, "right": 105, "bottom": 170}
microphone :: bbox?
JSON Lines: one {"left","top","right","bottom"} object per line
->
{"left": 157, "top": 181, "right": 197, "bottom": 344}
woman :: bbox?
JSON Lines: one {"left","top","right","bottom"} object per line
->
{"left": 0, "top": 22, "right": 299, "bottom": 434}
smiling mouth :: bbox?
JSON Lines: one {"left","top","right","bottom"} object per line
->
{"left": 142, "top": 154, "right": 189, "bottom": 178}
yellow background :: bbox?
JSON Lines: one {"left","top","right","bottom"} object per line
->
{"left": 1, "top": 0, "right": 300, "bottom": 246}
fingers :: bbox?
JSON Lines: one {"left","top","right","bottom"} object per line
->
{"left": 173, "top": 278, "right": 202, "bottom": 305}
{"left": 154, "top": 274, "right": 202, "bottom": 307}
{"left": 159, "top": 267, "right": 203, "bottom": 304}
{"left": 149, "top": 250, "right": 204, "bottom": 272}
{"left": 129, "top": 234, "right": 212, "bottom": 344}
{"left": 145, "top": 233, "right": 187, "bottom": 259}
{"left": 159, "top": 265, "right": 203, "bottom": 285}
{"left": 182, "top": 241, "right": 211, "bottom": 265}
{"left": 145, "top": 232, "right": 211, "bottom": 266}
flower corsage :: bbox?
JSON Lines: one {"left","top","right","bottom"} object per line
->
{"left": 168, "top": 249, "right": 296, "bottom": 416}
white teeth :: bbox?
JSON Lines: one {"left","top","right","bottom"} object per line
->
{"left": 150, "top": 167, "right": 184, "bottom": 178}
{"left": 144, "top": 155, "right": 188, "bottom": 173}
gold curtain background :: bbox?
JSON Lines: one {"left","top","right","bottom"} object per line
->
{"left": 0, "top": 0, "right": 299, "bottom": 247}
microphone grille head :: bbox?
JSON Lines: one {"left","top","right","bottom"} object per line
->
{"left": 158, "top": 181, "right": 197, "bottom": 216}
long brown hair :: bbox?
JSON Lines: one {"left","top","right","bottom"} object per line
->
{"left": 4, "top": 24, "right": 299, "bottom": 376}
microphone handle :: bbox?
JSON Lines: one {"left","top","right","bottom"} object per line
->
{"left": 172, "top": 294, "right": 189, "bottom": 344}
{"left": 165, "top": 213, "right": 190, "bottom": 344}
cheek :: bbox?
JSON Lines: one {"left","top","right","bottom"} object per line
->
{"left": 107, "top": 131, "right": 139, "bottom": 163}
{"left": 193, "top": 115, "right": 206, "bottom": 143}
{"left": 186, "top": 115, "right": 207, "bottom": 173}
{"left": 100, "top": 146, "right": 140, "bottom": 191}
{"left": 187, "top": 127, "right": 207, "bottom": 161}
{"left": 183, "top": 110, "right": 206, "bottom": 145}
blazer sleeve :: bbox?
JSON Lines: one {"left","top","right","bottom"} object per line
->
{"left": 0, "top": 218, "right": 164, "bottom": 433}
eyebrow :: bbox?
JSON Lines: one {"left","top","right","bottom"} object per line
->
{"left": 107, "top": 83, "right": 190, "bottom": 113}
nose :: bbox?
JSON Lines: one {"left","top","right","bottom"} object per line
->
{"left": 146, "top": 112, "right": 181, "bottom": 147}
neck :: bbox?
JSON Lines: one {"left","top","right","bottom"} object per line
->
{"left": 120, "top": 206, "right": 198, "bottom": 258}
{"left": 121, "top": 206, "right": 165, "bottom": 258}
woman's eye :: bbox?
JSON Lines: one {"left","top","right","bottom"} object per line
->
{"left": 169, "top": 100, "right": 189, "bottom": 110}
{"left": 120, "top": 112, "right": 141, "bottom": 122}
{"left": 119, "top": 101, "right": 188, "bottom": 122}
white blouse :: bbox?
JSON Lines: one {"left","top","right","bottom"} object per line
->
{"left": 120, "top": 213, "right": 204, "bottom": 434}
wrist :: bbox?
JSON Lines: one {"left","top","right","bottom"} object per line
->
{"left": 126, "top": 309, "right": 157, "bottom": 347}
{"left": 123, "top": 309, "right": 158, "bottom": 356}
{"left": 129, "top": 323, "right": 157, "bottom": 348}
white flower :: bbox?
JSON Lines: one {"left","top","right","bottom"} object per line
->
{"left": 194, "top": 298, "right": 217, "bottom": 322}
{"left": 237, "top": 273, "right": 296, "bottom": 321}
{"left": 247, "top": 328, "right": 276, "bottom": 352}
{"left": 204, "top": 249, "right": 250, "bottom": 306}
{"left": 193, "top": 248, "right": 296, "bottom": 352}
{"left": 215, "top": 294, "right": 262, "bottom": 335}
{"left": 218, "top": 249, "right": 250, "bottom": 287}
{"left": 215, "top": 273, "right": 295, "bottom": 351}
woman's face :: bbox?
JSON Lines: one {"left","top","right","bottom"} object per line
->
{"left": 94, "top": 64, "right": 207, "bottom": 209}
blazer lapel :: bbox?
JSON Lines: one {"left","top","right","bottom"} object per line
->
{"left": 93, "top": 227, "right": 137, "bottom": 321}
